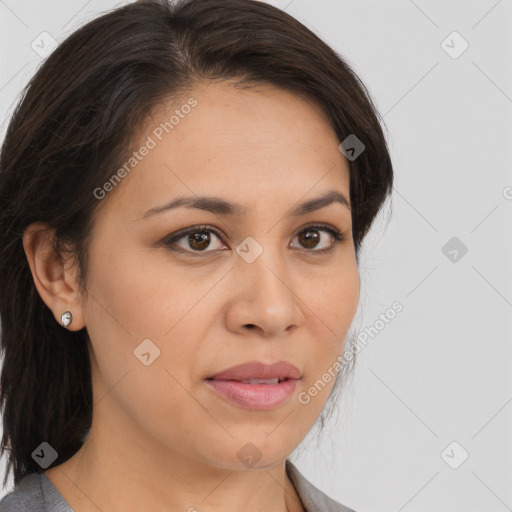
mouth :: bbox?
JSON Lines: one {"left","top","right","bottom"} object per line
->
{"left": 207, "top": 360, "right": 301, "bottom": 381}
{"left": 204, "top": 361, "right": 301, "bottom": 410}
{"left": 204, "top": 378, "right": 299, "bottom": 410}
{"left": 207, "top": 377, "right": 289, "bottom": 384}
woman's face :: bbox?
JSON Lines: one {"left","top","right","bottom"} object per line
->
{"left": 80, "top": 81, "right": 360, "bottom": 469}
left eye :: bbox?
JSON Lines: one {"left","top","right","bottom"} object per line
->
{"left": 164, "top": 224, "right": 343, "bottom": 254}
{"left": 290, "top": 226, "right": 342, "bottom": 251}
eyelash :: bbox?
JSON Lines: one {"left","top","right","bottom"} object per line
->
{"left": 162, "top": 223, "right": 346, "bottom": 256}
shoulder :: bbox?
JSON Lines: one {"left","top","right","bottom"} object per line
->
{"left": 0, "top": 472, "right": 72, "bottom": 512}
{"left": 0, "top": 473, "right": 46, "bottom": 511}
{"left": 286, "top": 460, "right": 356, "bottom": 512}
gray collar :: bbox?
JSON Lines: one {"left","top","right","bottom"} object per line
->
{"left": 285, "top": 460, "right": 355, "bottom": 512}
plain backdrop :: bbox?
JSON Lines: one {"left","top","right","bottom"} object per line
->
{"left": 1, "top": 1, "right": 511, "bottom": 511}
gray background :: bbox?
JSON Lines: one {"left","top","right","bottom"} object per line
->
{"left": 1, "top": 0, "right": 511, "bottom": 510}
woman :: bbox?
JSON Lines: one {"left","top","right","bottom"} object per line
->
{"left": 0, "top": 0, "right": 393, "bottom": 510}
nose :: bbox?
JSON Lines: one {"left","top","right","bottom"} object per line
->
{"left": 224, "top": 243, "right": 305, "bottom": 338}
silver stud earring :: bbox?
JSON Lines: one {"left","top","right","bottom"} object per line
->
{"left": 61, "top": 311, "right": 72, "bottom": 328}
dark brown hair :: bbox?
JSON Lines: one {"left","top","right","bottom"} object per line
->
{"left": 0, "top": 0, "right": 393, "bottom": 486}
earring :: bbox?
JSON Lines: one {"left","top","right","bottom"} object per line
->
{"left": 61, "top": 311, "right": 72, "bottom": 328}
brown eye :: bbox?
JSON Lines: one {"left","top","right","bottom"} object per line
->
{"left": 298, "top": 229, "right": 321, "bottom": 249}
{"left": 187, "top": 231, "right": 211, "bottom": 251}
{"left": 164, "top": 225, "right": 227, "bottom": 253}
{"left": 290, "top": 225, "right": 344, "bottom": 252}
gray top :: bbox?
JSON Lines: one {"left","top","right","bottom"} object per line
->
{"left": 0, "top": 460, "right": 355, "bottom": 512}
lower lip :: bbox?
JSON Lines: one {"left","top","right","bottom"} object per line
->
{"left": 205, "top": 378, "right": 299, "bottom": 410}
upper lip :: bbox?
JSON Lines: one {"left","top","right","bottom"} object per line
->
{"left": 208, "top": 361, "right": 301, "bottom": 381}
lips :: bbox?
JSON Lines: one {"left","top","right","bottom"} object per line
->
{"left": 205, "top": 360, "right": 301, "bottom": 410}
{"left": 207, "top": 360, "right": 301, "bottom": 382}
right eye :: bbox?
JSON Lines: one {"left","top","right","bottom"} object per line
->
{"left": 163, "top": 224, "right": 229, "bottom": 255}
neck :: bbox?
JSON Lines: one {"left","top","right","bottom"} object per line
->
{"left": 45, "top": 398, "right": 304, "bottom": 511}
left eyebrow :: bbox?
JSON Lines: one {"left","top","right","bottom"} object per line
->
{"left": 140, "top": 189, "right": 351, "bottom": 220}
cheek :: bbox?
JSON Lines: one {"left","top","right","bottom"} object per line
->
{"left": 331, "top": 269, "right": 360, "bottom": 335}
{"left": 300, "top": 264, "right": 359, "bottom": 396}
{"left": 82, "top": 241, "right": 223, "bottom": 395}
{"left": 307, "top": 262, "right": 360, "bottom": 340}
{"left": 84, "top": 240, "right": 212, "bottom": 340}
{"left": 82, "top": 246, "right": 215, "bottom": 444}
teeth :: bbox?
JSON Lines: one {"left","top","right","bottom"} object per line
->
{"left": 239, "top": 378, "right": 280, "bottom": 385}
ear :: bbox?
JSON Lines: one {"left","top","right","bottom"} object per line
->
{"left": 22, "top": 222, "right": 86, "bottom": 331}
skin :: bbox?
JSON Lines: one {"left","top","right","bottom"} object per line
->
{"left": 23, "top": 80, "right": 360, "bottom": 512}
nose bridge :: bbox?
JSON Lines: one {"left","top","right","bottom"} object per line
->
{"left": 237, "top": 234, "right": 289, "bottom": 292}
{"left": 235, "top": 235, "right": 298, "bottom": 319}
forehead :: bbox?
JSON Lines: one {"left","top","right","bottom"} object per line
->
{"left": 96, "top": 81, "right": 350, "bottom": 219}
